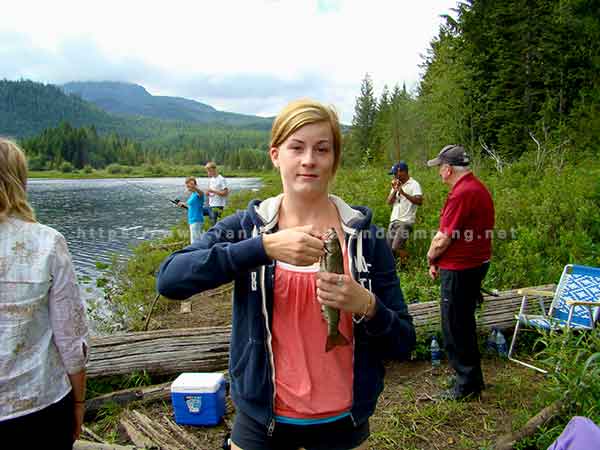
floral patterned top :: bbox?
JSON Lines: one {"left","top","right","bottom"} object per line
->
{"left": 0, "top": 217, "right": 89, "bottom": 421}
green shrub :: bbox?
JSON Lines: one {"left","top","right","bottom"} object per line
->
{"left": 83, "top": 164, "right": 93, "bottom": 174}
{"left": 28, "top": 155, "right": 46, "bottom": 171}
{"left": 59, "top": 161, "right": 74, "bottom": 173}
{"left": 154, "top": 165, "right": 166, "bottom": 176}
{"left": 106, "top": 163, "right": 123, "bottom": 174}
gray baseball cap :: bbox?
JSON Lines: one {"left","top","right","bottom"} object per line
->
{"left": 427, "top": 145, "right": 470, "bottom": 167}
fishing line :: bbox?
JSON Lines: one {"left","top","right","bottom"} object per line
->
{"left": 122, "top": 179, "right": 188, "bottom": 209}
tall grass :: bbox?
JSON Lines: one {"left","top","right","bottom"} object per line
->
{"left": 515, "top": 328, "right": 600, "bottom": 448}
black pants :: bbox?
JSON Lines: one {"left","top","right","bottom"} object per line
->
{"left": 208, "top": 206, "right": 224, "bottom": 226}
{"left": 440, "top": 263, "right": 489, "bottom": 395}
{"left": 0, "top": 391, "right": 74, "bottom": 449}
{"left": 231, "top": 410, "right": 369, "bottom": 450}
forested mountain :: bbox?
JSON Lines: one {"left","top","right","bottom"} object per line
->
{"left": 0, "top": 80, "right": 124, "bottom": 138}
{"left": 62, "top": 81, "right": 272, "bottom": 129}
{"left": 0, "top": 80, "right": 270, "bottom": 169}
{"left": 345, "top": 0, "right": 600, "bottom": 166}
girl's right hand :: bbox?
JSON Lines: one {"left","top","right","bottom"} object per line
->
{"left": 262, "top": 225, "right": 325, "bottom": 266}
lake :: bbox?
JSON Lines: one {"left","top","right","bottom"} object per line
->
{"left": 27, "top": 177, "right": 262, "bottom": 330}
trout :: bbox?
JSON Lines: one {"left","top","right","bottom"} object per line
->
{"left": 320, "top": 228, "right": 351, "bottom": 352}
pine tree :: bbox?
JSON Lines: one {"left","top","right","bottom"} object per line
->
{"left": 350, "top": 73, "right": 378, "bottom": 161}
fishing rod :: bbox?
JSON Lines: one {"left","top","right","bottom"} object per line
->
{"left": 122, "top": 179, "right": 188, "bottom": 209}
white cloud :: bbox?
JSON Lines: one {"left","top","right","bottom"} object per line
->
{"left": 0, "top": 0, "right": 457, "bottom": 122}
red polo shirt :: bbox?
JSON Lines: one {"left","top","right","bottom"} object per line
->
{"left": 437, "top": 172, "right": 495, "bottom": 270}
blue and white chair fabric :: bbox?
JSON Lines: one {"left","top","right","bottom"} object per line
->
{"left": 508, "top": 264, "right": 600, "bottom": 373}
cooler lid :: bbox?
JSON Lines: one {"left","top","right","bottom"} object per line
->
{"left": 171, "top": 372, "right": 225, "bottom": 394}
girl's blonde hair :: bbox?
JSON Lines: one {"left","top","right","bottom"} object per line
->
{"left": 270, "top": 99, "right": 342, "bottom": 175}
{"left": 0, "top": 138, "right": 36, "bottom": 223}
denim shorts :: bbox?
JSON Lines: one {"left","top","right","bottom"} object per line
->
{"left": 231, "top": 410, "right": 369, "bottom": 450}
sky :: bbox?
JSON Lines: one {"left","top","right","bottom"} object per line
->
{"left": 1, "top": 0, "right": 458, "bottom": 123}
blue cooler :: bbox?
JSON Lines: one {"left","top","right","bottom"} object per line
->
{"left": 171, "top": 372, "right": 225, "bottom": 426}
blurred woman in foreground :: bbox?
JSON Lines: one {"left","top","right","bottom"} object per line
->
{"left": 0, "top": 138, "right": 89, "bottom": 449}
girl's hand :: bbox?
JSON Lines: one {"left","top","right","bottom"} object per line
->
{"left": 316, "top": 273, "right": 375, "bottom": 318}
{"left": 72, "top": 402, "right": 85, "bottom": 441}
{"left": 262, "top": 225, "right": 325, "bottom": 266}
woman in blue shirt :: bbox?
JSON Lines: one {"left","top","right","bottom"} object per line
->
{"left": 178, "top": 176, "right": 205, "bottom": 243}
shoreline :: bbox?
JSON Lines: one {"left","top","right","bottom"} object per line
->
{"left": 28, "top": 169, "right": 270, "bottom": 180}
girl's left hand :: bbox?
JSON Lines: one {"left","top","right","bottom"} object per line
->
{"left": 316, "top": 273, "right": 374, "bottom": 316}
{"left": 72, "top": 403, "right": 85, "bottom": 441}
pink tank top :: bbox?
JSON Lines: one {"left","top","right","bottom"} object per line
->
{"left": 272, "top": 252, "right": 354, "bottom": 420}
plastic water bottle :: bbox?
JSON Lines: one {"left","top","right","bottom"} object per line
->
{"left": 431, "top": 337, "right": 441, "bottom": 368}
{"left": 495, "top": 329, "right": 508, "bottom": 358}
{"left": 486, "top": 328, "right": 498, "bottom": 354}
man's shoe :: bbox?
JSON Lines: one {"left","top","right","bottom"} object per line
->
{"left": 435, "top": 388, "right": 481, "bottom": 402}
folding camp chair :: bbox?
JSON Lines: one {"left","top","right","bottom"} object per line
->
{"left": 508, "top": 264, "right": 600, "bottom": 373}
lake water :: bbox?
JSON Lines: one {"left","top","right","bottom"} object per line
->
{"left": 27, "top": 177, "right": 262, "bottom": 330}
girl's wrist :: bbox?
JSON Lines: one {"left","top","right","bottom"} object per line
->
{"left": 353, "top": 292, "right": 375, "bottom": 323}
{"left": 365, "top": 292, "right": 376, "bottom": 319}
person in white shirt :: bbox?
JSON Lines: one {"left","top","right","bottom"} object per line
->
{"left": 0, "top": 139, "right": 89, "bottom": 449}
{"left": 386, "top": 161, "right": 423, "bottom": 260}
{"left": 205, "top": 161, "right": 229, "bottom": 226}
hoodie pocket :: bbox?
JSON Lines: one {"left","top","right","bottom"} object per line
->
{"left": 230, "top": 339, "right": 270, "bottom": 402}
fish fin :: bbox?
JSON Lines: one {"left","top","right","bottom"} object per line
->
{"left": 325, "top": 332, "right": 350, "bottom": 352}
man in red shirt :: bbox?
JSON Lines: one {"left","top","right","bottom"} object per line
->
{"left": 426, "top": 145, "right": 495, "bottom": 400}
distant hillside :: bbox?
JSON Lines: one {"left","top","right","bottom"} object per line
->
{"left": 0, "top": 79, "right": 123, "bottom": 138}
{"left": 0, "top": 79, "right": 269, "bottom": 151}
{"left": 62, "top": 81, "right": 272, "bottom": 129}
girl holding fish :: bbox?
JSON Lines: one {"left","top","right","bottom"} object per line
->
{"left": 157, "top": 99, "right": 416, "bottom": 450}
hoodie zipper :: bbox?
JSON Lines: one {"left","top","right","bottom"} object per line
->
{"left": 346, "top": 232, "right": 358, "bottom": 427}
{"left": 257, "top": 226, "right": 277, "bottom": 437}
{"left": 261, "top": 264, "right": 277, "bottom": 436}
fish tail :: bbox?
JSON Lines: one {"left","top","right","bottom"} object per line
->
{"left": 325, "top": 332, "right": 350, "bottom": 352}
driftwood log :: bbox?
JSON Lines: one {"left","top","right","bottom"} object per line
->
{"left": 494, "top": 399, "right": 563, "bottom": 450}
{"left": 88, "top": 284, "right": 554, "bottom": 379}
{"left": 120, "top": 409, "right": 206, "bottom": 450}
{"left": 73, "top": 441, "right": 138, "bottom": 450}
{"left": 88, "top": 326, "right": 230, "bottom": 378}
{"left": 85, "top": 382, "right": 172, "bottom": 419}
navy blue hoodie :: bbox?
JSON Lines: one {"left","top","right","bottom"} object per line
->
{"left": 157, "top": 194, "right": 415, "bottom": 433}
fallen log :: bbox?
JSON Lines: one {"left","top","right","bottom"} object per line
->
{"left": 88, "top": 284, "right": 553, "bottom": 378}
{"left": 121, "top": 410, "right": 205, "bottom": 450}
{"left": 494, "top": 399, "right": 563, "bottom": 450}
{"left": 85, "top": 382, "right": 172, "bottom": 418}
{"left": 88, "top": 326, "right": 230, "bottom": 378}
{"left": 73, "top": 441, "right": 138, "bottom": 450}
{"left": 81, "top": 425, "right": 108, "bottom": 444}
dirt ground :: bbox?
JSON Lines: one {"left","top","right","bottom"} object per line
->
{"left": 101, "top": 288, "right": 546, "bottom": 450}
{"left": 149, "top": 285, "right": 234, "bottom": 330}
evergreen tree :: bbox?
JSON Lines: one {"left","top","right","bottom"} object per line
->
{"left": 350, "top": 73, "right": 378, "bottom": 161}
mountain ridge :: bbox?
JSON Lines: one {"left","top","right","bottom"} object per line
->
{"left": 62, "top": 81, "right": 271, "bottom": 127}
